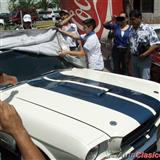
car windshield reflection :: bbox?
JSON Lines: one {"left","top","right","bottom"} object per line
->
{"left": 0, "top": 50, "right": 75, "bottom": 83}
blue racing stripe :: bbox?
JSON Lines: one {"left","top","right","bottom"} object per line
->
{"left": 29, "top": 77, "right": 156, "bottom": 124}
{"left": 46, "top": 72, "right": 160, "bottom": 115}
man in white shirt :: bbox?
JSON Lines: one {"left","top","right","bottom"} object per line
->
{"left": 16, "top": 14, "right": 33, "bottom": 30}
{"left": 58, "top": 10, "right": 79, "bottom": 51}
{"left": 58, "top": 18, "right": 104, "bottom": 71}
{"left": 22, "top": 14, "right": 33, "bottom": 29}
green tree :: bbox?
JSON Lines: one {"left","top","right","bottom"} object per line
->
{"left": 35, "top": 0, "right": 50, "bottom": 11}
{"left": 8, "top": 0, "right": 17, "bottom": 12}
{"left": 50, "top": 0, "right": 60, "bottom": 8}
{"left": 9, "top": 0, "right": 36, "bottom": 11}
{"left": 8, "top": 0, "right": 60, "bottom": 12}
{"left": 35, "top": 0, "right": 59, "bottom": 10}
{"left": 18, "top": 0, "right": 35, "bottom": 9}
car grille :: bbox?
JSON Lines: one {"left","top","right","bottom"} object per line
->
{"left": 121, "top": 115, "right": 158, "bottom": 149}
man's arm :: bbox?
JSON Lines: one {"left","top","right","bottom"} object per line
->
{"left": 0, "top": 100, "right": 45, "bottom": 160}
{"left": 58, "top": 28, "right": 80, "bottom": 40}
{"left": 59, "top": 44, "right": 85, "bottom": 57}
{"left": 13, "top": 129, "right": 45, "bottom": 160}
{"left": 139, "top": 44, "right": 160, "bottom": 58}
{"left": 140, "top": 27, "right": 160, "bottom": 58}
{"left": 59, "top": 47, "right": 85, "bottom": 57}
{"left": 103, "top": 16, "right": 116, "bottom": 29}
{"left": 59, "top": 13, "right": 75, "bottom": 26}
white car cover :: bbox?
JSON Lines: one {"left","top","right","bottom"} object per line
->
{"left": 0, "top": 28, "right": 85, "bottom": 67}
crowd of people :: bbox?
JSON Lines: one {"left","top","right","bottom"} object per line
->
{"left": 0, "top": 9, "right": 160, "bottom": 159}
{"left": 13, "top": 9, "right": 160, "bottom": 81}
{"left": 57, "top": 10, "right": 104, "bottom": 71}
{"left": 104, "top": 9, "right": 160, "bottom": 80}
{"left": 56, "top": 9, "right": 159, "bottom": 80}
{"left": 49, "top": 9, "right": 159, "bottom": 80}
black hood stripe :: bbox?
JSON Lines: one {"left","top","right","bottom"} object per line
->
{"left": 29, "top": 77, "right": 157, "bottom": 124}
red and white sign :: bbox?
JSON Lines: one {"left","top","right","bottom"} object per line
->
{"left": 59, "top": 0, "right": 123, "bottom": 39}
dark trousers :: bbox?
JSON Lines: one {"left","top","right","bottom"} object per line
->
{"left": 112, "top": 45, "right": 129, "bottom": 75}
{"left": 70, "top": 46, "right": 77, "bottom": 51}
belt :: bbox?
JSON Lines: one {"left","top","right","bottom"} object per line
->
{"left": 70, "top": 46, "right": 77, "bottom": 51}
{"left": 116, "top": 46, "right": 127, "bottom": 49}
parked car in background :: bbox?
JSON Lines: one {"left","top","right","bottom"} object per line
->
{"left": 150, "top": 24, "right": 160, "bottom": 83}
{"left": 150, "top": 24, "right": 160, "bottom": 39}
{"left": 0, "top": 13, "right": 10, "bottom": 24}
{"left": 0, "top": 18, "right": 4, "bottom": 26}
{"left": 38, "top": 10, "right": 53, "bottom": 20}
{"left": 38, "top": 10, "right": 60, "bottom": 21}
{"left": 10, "top": 8, "right": 38, "bottom": 24}
{"left": 53, "top": 10, "right": 60, "bottom": 18}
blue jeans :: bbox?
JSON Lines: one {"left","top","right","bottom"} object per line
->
{"left": 131, "top": 55, "right": 152, "bottom": 80}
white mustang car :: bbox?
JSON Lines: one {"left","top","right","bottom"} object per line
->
{"left": 0, "top": 29, "right": 160, "bottom": 160}
{"left": 0, "top": 50, "right": 160, "bottom": 160}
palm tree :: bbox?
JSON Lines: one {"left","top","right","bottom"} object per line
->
{"left": 8, "top": 0, "right": 18, "bottom": 12}
{"left": 35, "top": 0, "right": 49, "bottom": 11}
{"left": 18, "top": 0, "right": 35, "bottom": 9}
{"left": 50, "top": 0, "right": 60, "bottom": 9}
{"left": 35, "top": 0, "right": 59, "bottom": 11}
{"left": 9, "top": 0, "right": 36, "bottom": 11}
{"left": 8, "top": 0, "right": 60, "bottom": 12}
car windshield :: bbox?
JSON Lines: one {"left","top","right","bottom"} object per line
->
{"left": 0, "top": 50, "right": 74, "bottom": 83}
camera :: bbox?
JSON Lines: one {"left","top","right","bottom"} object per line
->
{"left": 116, "top": 16, "right": 125, "bottom": 22}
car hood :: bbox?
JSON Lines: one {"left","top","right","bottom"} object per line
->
{"left": 2, "top": 68, "right": 160, "bottom": 138}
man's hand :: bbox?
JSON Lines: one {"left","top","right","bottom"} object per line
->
{"left": 139, "top": 52, "right": 149, "bottom": 59}
{"left": 58, "top": 28, "right": 63, "bottom": 32}
{"left": 0, "top": 100, "right": 25, "bottom": 137}
{"left": 0, "top": 73, "right": 17, "bottom": 85}
{"left": 112, "top": 15, "right": 117, "bottom": 21}
{"left": 59, "top": 50, "right": 69, "bottom": 57}
{"left": 0, "top": 100, "right": 46, "bottom": 160}
{"left": 69, "top": 12, "right": 75, "bottom": 18}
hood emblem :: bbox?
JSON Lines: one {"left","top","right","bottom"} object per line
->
{"left": 109, "top": 121, "right": 117, "bottom": 126}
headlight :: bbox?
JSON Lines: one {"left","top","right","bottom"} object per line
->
{"left": 86, "top": 145, "right": 99, "bottom": 160}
